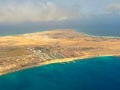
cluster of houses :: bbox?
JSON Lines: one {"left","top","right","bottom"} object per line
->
{"left": 27, "top": 47, "right": 66, "bottom": 61}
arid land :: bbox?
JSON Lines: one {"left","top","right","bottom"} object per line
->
{"left": 0, "top": 29, "right": 120, "bottom": 76}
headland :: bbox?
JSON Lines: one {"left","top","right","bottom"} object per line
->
{"left": 0, "top": 29, "right": 120, "bottom": 76}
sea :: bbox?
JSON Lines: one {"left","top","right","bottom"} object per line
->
{"left": 0, "top": 56, "right": 120, "bottom": 90}
{"left": 0, "top": 26, "right": 120, "bottom": 90}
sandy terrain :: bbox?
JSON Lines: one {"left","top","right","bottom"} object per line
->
{"left": 0, "top": 29, "right": 120, "bottom": 75}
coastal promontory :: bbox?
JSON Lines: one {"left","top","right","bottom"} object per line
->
{"left": 0, "top": 30, "right": 120, "bottom": 75}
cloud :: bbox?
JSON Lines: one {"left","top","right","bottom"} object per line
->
{"left": 0, "top": 1, "right": 80, "bottom": 22}
{"left": 106, "top": 3, "right": 120, "bottom": 14}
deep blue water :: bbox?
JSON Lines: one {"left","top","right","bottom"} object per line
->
{"left": 0, "top": 56, "right": 120, "bottom": 90}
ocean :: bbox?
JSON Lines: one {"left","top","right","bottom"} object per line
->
{"left": 0, "top": 22, "right": 120, "bottom": 37}
{"left": 0, "top": 56, "right": 120, "bottom": 90}
{"left": 0, "top": 24, "right": 120, "bottom": 90}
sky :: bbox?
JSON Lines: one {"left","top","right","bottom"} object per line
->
{"left": 0, "top": 0, "right": 120, "bottom": 36}
{"left": 0, "top": 0, "right": 120, "bottom": 23}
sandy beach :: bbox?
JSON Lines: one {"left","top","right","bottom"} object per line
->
{"left": 0, "top": 30, "right": 120, "bottom": 76}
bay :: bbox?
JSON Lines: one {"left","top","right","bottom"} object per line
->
{"left": 0, "top": 56, "right": 120, "bottom": 90}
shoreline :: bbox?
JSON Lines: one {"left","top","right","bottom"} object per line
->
{"left": 0, "top": 55, "right": 118, "bottom": 76}
{"left": 0, "top": 29, "right": 120, "bottom": 39}
{"left": 0, "top": 29, "right": 120, "bottom": 76}
{"left": 75, "top": 30, "right": 120, "bottom": 39}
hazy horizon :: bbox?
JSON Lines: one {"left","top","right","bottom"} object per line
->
{"left": 0, "top": 0, "right": 120, "bottom": 36}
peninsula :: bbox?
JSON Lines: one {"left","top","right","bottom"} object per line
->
{"left": 0, "top": 29, "right": 120, "bottom": 75}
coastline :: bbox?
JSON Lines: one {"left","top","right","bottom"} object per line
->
{"left": 0, "top": 29, "right": 120, "bottom": 39}
{"left": 0, "top": 29, "right": 120, "bottom": 76}
{"left": 0, "top": 54, "right": 117, "bottom": 76}
{"left": 0, "top": 57, "right": 84, "bottom": 76}
{"left": 75, "top": 30, "right": 120, "bottom": 39}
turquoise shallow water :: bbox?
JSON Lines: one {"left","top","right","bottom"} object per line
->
{"left": 0, "top": 56, "right": 120, "bottom": 90}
